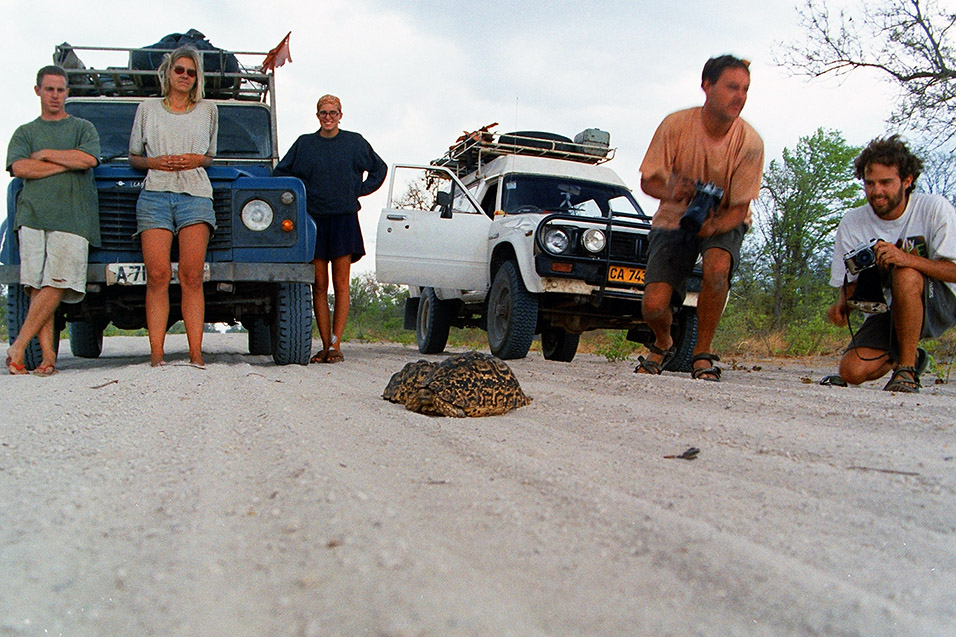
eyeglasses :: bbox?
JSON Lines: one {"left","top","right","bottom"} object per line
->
{"left": 318, "top": 110, "right": 340, "bottom": 118}
{"left": 173, "top": 66, "right": 198, "bottom": 78}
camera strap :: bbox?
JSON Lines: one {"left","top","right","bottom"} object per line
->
{"left": 843, "top": 272, "right": 890, "bottom": 362}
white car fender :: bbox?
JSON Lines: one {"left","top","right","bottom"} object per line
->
{"left": 489, "top": 215, "right": 546, "bottom": 294}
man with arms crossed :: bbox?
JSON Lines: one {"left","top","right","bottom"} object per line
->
{"left": 637, "top": 55, "right": 764, "bottom": 380}
{"left": 5, "top": 65, "right": 100, "bottom": 375}
{"left": 827, "top": 136, "right": 956, "bottom": 393}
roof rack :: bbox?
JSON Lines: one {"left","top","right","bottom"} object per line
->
{"left": 431, "top": 124, "right": 615, "bottom": 176}
{"left": 54, "top": 44, "right": 273, "bottom": 103}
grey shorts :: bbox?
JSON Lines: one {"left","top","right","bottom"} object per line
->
{"left": 18, "top": 226, "right": 89, "bottom": 303}
{"left": 645, "top": 224, "right": 747, "bottom": 304}
{"left": 847, "top": 276, "right": 956, "bottom": 360}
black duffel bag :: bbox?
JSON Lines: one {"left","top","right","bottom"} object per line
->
{"left": 130, "top": 29, "right": 240, "bottom": 97}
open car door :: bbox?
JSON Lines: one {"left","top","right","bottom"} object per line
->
{"left": 376, "top": 165, "right": 491, "bottom": 290}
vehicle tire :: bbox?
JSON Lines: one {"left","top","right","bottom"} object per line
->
{"left": 69, "top": 320, "right": 104, "bottom": 358}
{"left": 271, "top": 283, "right": 312, "bottom": 365}
{"left": 666, "top": 308, "right": 698, "bottom": 372}
{"left": 541, "top": 326, "right": 579, "bottom": 362}
{"left": 487, "top": 260, "right": 538, "bottom": 360}
{"left": 416, "top": 287, "right": 452, "bottom": 354}
{"left": 5, "top": 284, "right": 51, "bottom": 370}
{"left": 245, "top": 316, "right": 272, "bottom": 355}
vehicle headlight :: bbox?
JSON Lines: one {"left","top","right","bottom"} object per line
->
{"left": 241, "top": 199, "right": 274, "bottom": 231}
{"left": 582, "top": 228, "right": 606, "bottom": 253}
{"left": 543, "top": 227, "right": 571, "bottom": 253}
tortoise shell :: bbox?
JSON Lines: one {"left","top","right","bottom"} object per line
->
{"left": 384, "top": 351, "right": 531, "bottom": 417}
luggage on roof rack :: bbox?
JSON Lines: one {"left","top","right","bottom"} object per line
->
{"left": 53, "top": 41, "right": 272, "bottom": 102}
{"left": 432, "top": 125, "right": 614, "bottom": 176}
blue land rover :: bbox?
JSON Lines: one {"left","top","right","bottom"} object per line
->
{"left": 1, "top": 43, "right": 316, "bottom": 367}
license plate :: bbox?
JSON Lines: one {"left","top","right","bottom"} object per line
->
{"left": 607, "top": 265, "right": 645, "bottom": 285}
{"left": 106, "top": 262, "right": 210, "bottom": 286}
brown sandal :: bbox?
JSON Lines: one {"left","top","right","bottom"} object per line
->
{"left": 883, "top": 366, "right": 920, "bottom": 393}
{"left": 690, "top": 353, "right": 721, "bottom": 382}
{"left": 309, "top": 349, "right": 328, "bottom": 364}
{"left": 635, "top": 343, "right": 675, "bottom": 375}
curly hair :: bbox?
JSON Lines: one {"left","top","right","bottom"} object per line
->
{"left": 854, "top": 135, "right": 922, "bottom": 194}
{"left": 701, "top": 55, "right": 750, "bottom": 86}
{"left": 158, "top": 46, "right": 205, "bottom": 103}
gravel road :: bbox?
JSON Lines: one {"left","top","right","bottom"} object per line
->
{"left": 1, "top": 333, "right": 954, "bottom": 635}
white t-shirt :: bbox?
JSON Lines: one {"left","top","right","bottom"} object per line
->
{"left": 128, "top": 98, "right": 218, "bottom": 199}
{"left": 830, "top": 192, "right": 956, "bottom": 298}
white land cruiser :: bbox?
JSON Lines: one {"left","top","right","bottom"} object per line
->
{"left": 375, "top": 126, "right": 700, "bottom": 368}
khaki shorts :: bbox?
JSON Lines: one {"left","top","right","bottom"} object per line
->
{"left": 18, "top": 226, "right": 89, "bottom": 304}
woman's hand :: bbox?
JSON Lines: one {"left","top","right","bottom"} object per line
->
{"left": 150, "top": 154, "right": 209, "bottom": 171}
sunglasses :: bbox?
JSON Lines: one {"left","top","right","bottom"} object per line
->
{"left": 173, "top": 65, "right": 198, "bottom": 78}
{"left": 318, "top": 110, "right": 340, "bottom": 118}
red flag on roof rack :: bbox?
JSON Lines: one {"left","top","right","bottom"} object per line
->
{"left": 262, "top": 32, "right": 292, "bottom": 72}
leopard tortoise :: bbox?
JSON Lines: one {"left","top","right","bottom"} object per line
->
{"left": 383, "top": 351, "right": 531, "bottom": 417}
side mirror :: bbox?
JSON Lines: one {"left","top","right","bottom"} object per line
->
{"left": 435, "top": 190, "right": 453, "bottom": 218}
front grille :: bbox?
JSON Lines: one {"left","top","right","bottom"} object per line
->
{"left": 608, "top": 231, "right": 648, "bottom": 262}
{"left": 97, "top": 188, "right": 233, "bottom": 252}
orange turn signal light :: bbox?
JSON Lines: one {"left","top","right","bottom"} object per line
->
{"left": 281, "top": 219, "right": 294, "bottom": 232}
{"left": 551, "top": 262, "right": 573, "bottom": 273}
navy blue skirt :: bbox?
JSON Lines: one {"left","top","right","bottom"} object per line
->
{"left": 313, "top": 213, "right": 365, "bottom": 263}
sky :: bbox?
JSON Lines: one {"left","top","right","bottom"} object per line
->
{"left": 0, "top": 0, "right": 910, "bottom": 273}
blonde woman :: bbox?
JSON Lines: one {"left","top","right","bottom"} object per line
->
{"left": 128, "top": 46, "right": 218, "bottom": 367}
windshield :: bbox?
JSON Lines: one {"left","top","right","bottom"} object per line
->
{"left": 65, "top": 101, "right": 273, "bottom": 162}
{"left": 501, "top": 174, "right": 645, "bottom": 218}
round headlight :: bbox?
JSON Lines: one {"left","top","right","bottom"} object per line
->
{"left": 544, "top": 227, "right": 570, "bottom": 253}
{"left": 241, "top": 199, "right": 274, "bottom": 231}
{"left": 280, "top": 191, "right": 295, "bottom": 205}
{"left": 582, "top": 228, "right": 606, "bottom": 253}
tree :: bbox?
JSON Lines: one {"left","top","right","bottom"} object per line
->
{"left": 778, "top": 0, "right": 956, "bottom": 144}
{"left": 916, "top": 145, "right": 956, "bottom": 206}
{"left": 752, "top": 128, "right": 863, "bottom": 324}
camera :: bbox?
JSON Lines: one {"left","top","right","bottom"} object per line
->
{"left": 844, "top": 239, "right": 879, "bottom": 275}
{"left": 679, "top": 181, "right": 724, "bottom": 234}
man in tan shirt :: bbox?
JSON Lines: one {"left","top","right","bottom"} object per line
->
{"left": 637, "top": 54, "right": 764, "bottom": 381}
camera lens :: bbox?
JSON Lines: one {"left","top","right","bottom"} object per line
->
{"left": 856, "top": 249, "right": 875, "bottom": 267}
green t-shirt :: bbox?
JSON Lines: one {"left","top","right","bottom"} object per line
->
{"left": 6, "top": 116, "right": 101, "bottom": 246}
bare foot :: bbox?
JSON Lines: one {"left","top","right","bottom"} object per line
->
{"left": 150, "top": 359, "right": 166, "bottom": 367}
{"left": 188, "top": 357, "right": 206, "bottom": 369}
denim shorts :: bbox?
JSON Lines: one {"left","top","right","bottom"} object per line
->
{"left": 135, "top": 190, "right": 216, "bottom": 236}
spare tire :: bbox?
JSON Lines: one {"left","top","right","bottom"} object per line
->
{"left": 499, "top": 131, "right": 576, "bottom": 154}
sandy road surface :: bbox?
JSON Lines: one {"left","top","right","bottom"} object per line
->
{"left": 1, "top": 333, "right": 955, "bottom": 636}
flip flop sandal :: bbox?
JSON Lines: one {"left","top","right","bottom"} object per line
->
{"left": 6, "top": 356, "right": 28, "bottom": 375}
{"left": 309, "top": 350, "right": 328, "bottom": 364}
{"left": 634, "top": 343, "right": 676, "bottom": 375}
{"left": 325, "top": 349, "right": 344, "bottom": 364}
{"left": 33, "top": 364, "right": 58, "bottom": 376}
{"left": 883, "top": 366, "right": 920, "bottom": 393}
{"left": 690, "top": 353, "right": 721, "bottom": 382}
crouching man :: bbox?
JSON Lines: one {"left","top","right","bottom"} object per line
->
{"left": 827, "top": 135, "right": 956, "bottom": 393}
